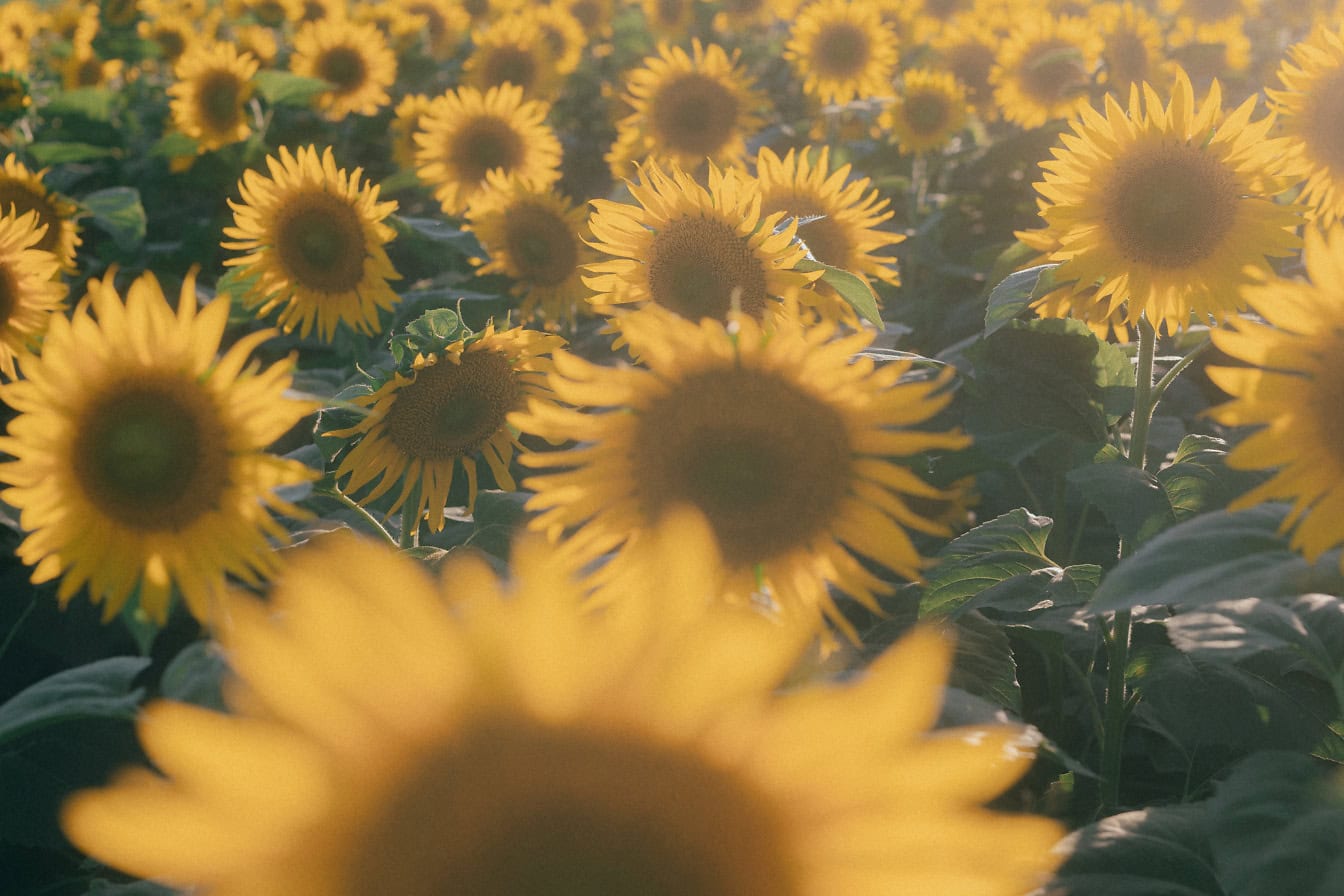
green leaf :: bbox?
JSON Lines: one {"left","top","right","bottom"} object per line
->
{"left": 795, "top": 257, "right": 882, "bottom": 326}
{"left": 1088, "top": 504, "right": 1344, "bottom": 613}
{"left": 389, "top": 307, "right": 470, "bottom": 367}
{"left": 43, "top": 86, "right": 117, "bottom": 121}
{"left": 0, "top": 657, "right": 148, "bottom": 747}
{"left": 921, "top": 509, "right": 1096, "bottom": 617}
{"left": 1166, "top": 594, "right": 1344, "bottom": 683}
{"left": 1048, "top": 805, "right": 1221, "bottom": 896}
{"left": 80, "top": 186, "right": 146, "bottom": 252}
{"left": 252, "top": 70, "right": 330, "bottom": 106}
{"left": 1156, "top": 435, "right": 1267, "bottom": 522}
{"left": 150, "top": 130, "right": 198, "bottom": 159}
{"left": 26, "top": 141, "right": 120, "bottom": 165}
{"left": 983, "top": 263, "right": 1059, "bottom": 337}
{"left": 160, "top": 641, "right": 227, "bottom": 712}
{"left": 82, "top": 881, "right": 176, "bottom": 896}
{"left": 947, "top": 611, "right": 1023, "bottom": 713}
{"left": 1067, "top": 460, "right": 1175, "bottom": 545}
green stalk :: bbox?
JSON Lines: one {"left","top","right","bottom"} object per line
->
{"left": 328, "top": 486, "right": 398, "bottom": 549}
{"left": 1099, "top": 315, "right": 1158, "bottom": 813}
{"left": 399, "top": 484, "right": 421, "bottom": 549}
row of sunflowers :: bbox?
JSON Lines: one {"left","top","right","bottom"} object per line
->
{"left": 1, "top": 0, "right": 1344, "bottom": 892}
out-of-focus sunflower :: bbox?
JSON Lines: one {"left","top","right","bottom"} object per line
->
{"left": 991, "top": 13, "right": 1100, "bottom": 129}
{"left": 329, "top": 323, "right": 564, "bottom": 528}
{"left": 62, "top": 36, "right": 122, "bottom": 90}
{"left": 560, "top": 0, "right": 613, "bottom": 35}
{"left": 297, "top": 0, "right": 343, "bottom": 24}
{"left": 930, "top": 15, "right": 1003, "bottom": 120}
{"left": 1028, "top": 70, "right": 1303, "bottom": 333}
{"left": 223, "top": 145, "right": 402, "bottom": 340}
{"left": 466, "top": 170, "right": 594, "bottom": 326}
{"left": 0, "top": 269, "right": 314, "bottom": 624}
{"left": 784, "top": 0, "right": 900, "bottom": 107}
{"left": 585, "top": 160, "right": 819, "bottom": 324}
{"left": 0, "top": 71, "right": 31, "bottom": 125}
{"left": 608, "top": 39, "right": 767, "bottom": 177}
{"left": 0, "top": 211, "right": 66, "bottom": 379}
{"left": 0, "top": 1, "right": 45, "bottom": 46}
{"left": 229, "top": 0, "right": 300, "bottom": 29}
{"left": 397, "top": 0, "right": 469, "bottom": 58}
{"left": 1269, "top": 24, "right": 1344, "bottom": 226}
{"left": 754, "top": 145, "right": 901, "bottom": 296}
{"left": 290, "top": 18, "right": 397, "bottom": 120}
{"left": 0, "top": 154, "right": 82, "bottom": 273}
{"left": 168, "top": 42, "right": 259, "bottom": 153}
{"left": 463, "top": 11, "right": 561, "bottom": 97}
{"left": 1207, "top": 226, "right": 1344, "bottom": 567}
{"left": 390, "top": 93, "right": 440, "bottom": 172}
{"left": 1092, "top": 1, "right": 1172, "bottom": 96}
{"left": 640, "top": 0, "right": 697, "bottom": 40}
{"left": 908, "top": 0, "right": 980, "bottom": 43}
{"left": 137, "top": 12, "right": 195, "bottom": 68}
{"left": 883, "top": 68, "right": 970, "bottom": 155}
{"left": 532, "top": 3, "right": 585, "bottom": 75}
{"left": 63, "top": 521, "right": 1064, "bottom": 896}
{"left": 230, "top": 24, "right": 280, "bottom": 67}
{"left": 414, "top": 83, "right": 563, "bottom": 216}
{"left": 515, "top": 306, "right": 972, "bottom": 638}
{"left": 713, "top": 0, "right": 785, "bottom": 33}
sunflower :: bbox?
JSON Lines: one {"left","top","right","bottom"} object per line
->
{"left": 585, "top": 160, "right": 820, "bottom": 324}
{"left": 397, "top": 0, "right": 469, "bottom": 58}
{"left": 754, "top": 145, "right": 902, "bottom": 296}
{"left": 463, "top": 11, "right": 562, "bottom": 97}
{"left": 62, "top": 37, "right": 122, "bottom": 90}
{"left": 0, "top": 269, "right": 314, "bottom": 624}
{"left": 532, "top": 3, "right": 586, "bottom": 76}
{"left": 930, "top": 15, "right": 1003, "bottom": 120}
{"left": 640, "top": 0, "right": 697, "bottom": 40}
{"left": 390, "top": 93, "right": 440, "bottom": 173}
{"left": 63, "top": 520, "right": 1064, "bottom": 896}
{"left": 230, "top": 0, "right": 301, "bottom": 29}
{"left": 608, "top": 39, "right": 767, "bottom": 177}
{"left": 561, "top": 0, "right": 613, "bottom": 35}
{"left": 883, "top": 68, "right": 970, "bottom": 155}
{"left": 223, "top": 145, "right": 402, "bottom": 340}
{"left": 1092, "top": 1, "right": 1172, "bottom": 97}
{"left": 991, "top": 13, "right": 1100, "bottom": 129}
{"left": 466, "top": 170, "right": 595, "bottom": 326}
{"left": 712, "top": 0, "right": 785, "bottom": 33}
{"left": 328, "top": 323, "right": 565, "bottom": 530}
{"left": 167, "top": 42, "right": 259, "bottom": 153}
{"left": 515, "top": 306, "right": 971, "bottom": 638}
{"left": 290, "top": 18, "right": 397, "bottom": 120}
{"left": 784, "top": 0, "right": 900, "bottom": 107}
{"left": 1269, "top": 24, "right": 1344, "bottom": 226}
{"left": 0, "top": 70, "right": 31, "bottom": 125}
{"left": 230, "top": 24, "right": 280, "bottom": 68}
{"left": 1029, "top": 69, "right": 1303, "bottom": 332}
{"left": 137, "top": 12, "right": 195, "bottom": 68}
{"left": 0, "top": 211, "right": 67, "bottom": 379}
{"left": 0, "top": 154, "right": 82, "bottom": 273}
{"left": 414, "top": 83, "right": 563, "bottom": 216}
{"left": 1206, "top": 226, "right": 1344, "bottom": 567}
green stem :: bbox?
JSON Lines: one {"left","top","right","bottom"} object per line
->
{"left": 1150, "top": 338, "right": 1212, "bottom": 406}
{"left": 398, "top": 485, "right": 421, "bottom": 549}
{"left": 1099, "top": 315, "right": 1159, "bottom": 813}
{"left": 328, "top": 487, "right": 398, "bottom": 549}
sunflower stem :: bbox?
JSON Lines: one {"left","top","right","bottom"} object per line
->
{"left": 399, "top": 485, "right": 421, "bottom": 549}
{"left": 1150, "top": 337, "right": 1212, "bottom": 407}
{"left": 1099, "top": 315, "right": 1158, "bottom": 813}
{"left": 328, "top": 486, "right": 398, "bottom": 549}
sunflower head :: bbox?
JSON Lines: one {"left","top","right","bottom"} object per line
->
{"left": 883, "top": 67, "right": 970, "bottom": 155}
{"left": 0, "top": 210, "right": 66, "bottom": 379}
{"left": 1269, "top": 24, "right": 1344, "bottom": 225}
{"left": 0, "top": 268, "right": 316, "bottom": 623}
{"left": 1030, "top": 69, "right": 1304, "bottom": 332}
{"left": 397, "top": 0, "right": 470, "bottom": 58}
{"left": 584, "top": 159, "right": 821, "bottom": 325}
{"left": 0, "top": 69, "right": 31, "bottom": 124}
{"left": 0, "top": 155, "right": 82, "bottom": 273}
{"left": 930, "top": 15, "right": 1003, "bottom": 119}
{"left": 515, "top": 304, "right": 972, "bottom": 639}
{"left": 608, "top": 39, "right": 768, "bottom": 177}
{"left": 463, "top": 11, "right": 562, "bottom": 98}
{"left": 1092, "top": 1, "right": 1173, "bottom": 96}
{"left": 291, "top": 18, "right": 398, "bottom": 120}
{"left": 328, "top": 319, "right": 565, "bottom": 527}
{"left": 223, "top": 144, "right": 403, "bottom": 340}
{"left": 168, "top": 42, "right": 259, "bottom": 153}
{"left": 784, "top": 0, "right": 901, "bottom": 107}
{"left": 991, "top": 13, "right": 1101, "bottom": 129}
{"left": 414, "top": 83, "right": 563, "bottom": 216}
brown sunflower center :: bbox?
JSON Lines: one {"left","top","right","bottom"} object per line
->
{"left": 478, "top": 45, "right": 540, "bottom": 92}
{"left": 646, "top": 216, "right": 769, "bottom": 321}
{"left": 653, "top": 0, "right": 687, "bottom": 27}
{"left": 0, "top": 182, "right": 62, "bottom": 258}
{"left": 407, "top": 4, "right": 446, "bottom": 41}
{"left": 569, "top": 1, "right": 600, "bottom": 29}
{"left": 924, "top": 0, "right": 973, "bottom": 18}
{"left": 72, "top": 376, "right": 231, "bottom": 531}
{"left": 649, "top": 73, "right": 741, "bottom": 159}
{"left": 1017, "top": 39, "right": 1090, "bottom": 106}
{"left": 503, "top": 202, "right": 578, "bottom": 286}
{"left": 944, "top": 42, "right": 994, "bottom": 103}
{"left": 384, "top": 351, "right": 520, "bottom": 460}
{"left": 1183, "top": 0, "right": 1238, "bottom": 23}
{"left": 904, "top": 91, "right": 951, "bottom": 135}
{"left": 1104, "top": 30, "right": 1151, "bottom": 90}
{"left": 1102, "top": 141, "right": 1240, "bottom": 269}
{"left": 195, "top": 70, "right": 245, "bottom": 134}
{"left": 764, "top": 195, "right": 850, "bottom": 270}
{"left": 633, "top": 366, "right": 852, "bottom": 567}
{"left": 1303, "top": 68, "right": 1344, "bottom": 176}
{"left": 252, "top": 0, "right": 287, "bottom": 27}
{"left": 451, "top": 116, "right": 525, "bottom": 184}
{"left": 155, "top": 28, "right": 187, "bottom": 62}
{"left": 810, "top": 22, "right": 871, "bottom": 80}
{"left": 274, "top": 192, "right": 369, "bottom": 293}
{"left": 316, "top": 45, "right": 367, "bottom": 94}
{"left": 0, "top": 262, "right": 19, "bottom": 326}
{"left": 347, "top": 718, "right": 798, "bottom": 896}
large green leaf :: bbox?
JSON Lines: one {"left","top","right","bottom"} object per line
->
{"left": 983, "top": 263, "right": 1059, "bottom": 336}
{"left": 1046, "top": 805, "right": 1221, "bottom": 896}
{"left": 0, "top": 657, "right": 148, "bottom": 747}
{"left": 26, "top": 142, "right": 120, "bottom": 165}
{"left": 1088, "top": 504, "right": 1344, "bottom": 613}
{"left": 80, "top": 186, "right": 147, "bottom": 252}
{"left": 252, "top": 70, "right": 329, "bottom": 106}
{"left": 1067, "top": 459, "right": 1174, "bottom": 545}
{"left": 795, "top": 257, "right": 882, "bottom": 326}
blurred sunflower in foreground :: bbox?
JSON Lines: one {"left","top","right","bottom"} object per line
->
{"left": 515, "top": 306, "right": 970, "bottom": 639}
{"left": 1025, "top": 69, "right": 1302, "bottom": 333}
{"left": 1207, "top": 226, "right": 1344, "bottom": 566}
{"left": 0, "top": 270, "right": 315, "bottom": 624}
{"left": 584, "top": 160, "right": 821, "bottom": 325}
{"left": 1270, "top": 23, "right": 1344, "bottom": 225}
{"left": 224, "top": 145, "right": 402, "bottom": 341}
{"left": 328, "top": 322, "right": 565, "bottom": 531}
{"left": 63, "top": 520, "right": 1064, "bottom": 895}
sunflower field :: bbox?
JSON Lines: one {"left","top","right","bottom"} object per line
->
{"left": 3, "top": 0, "right": 1344, "bottom": 892}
